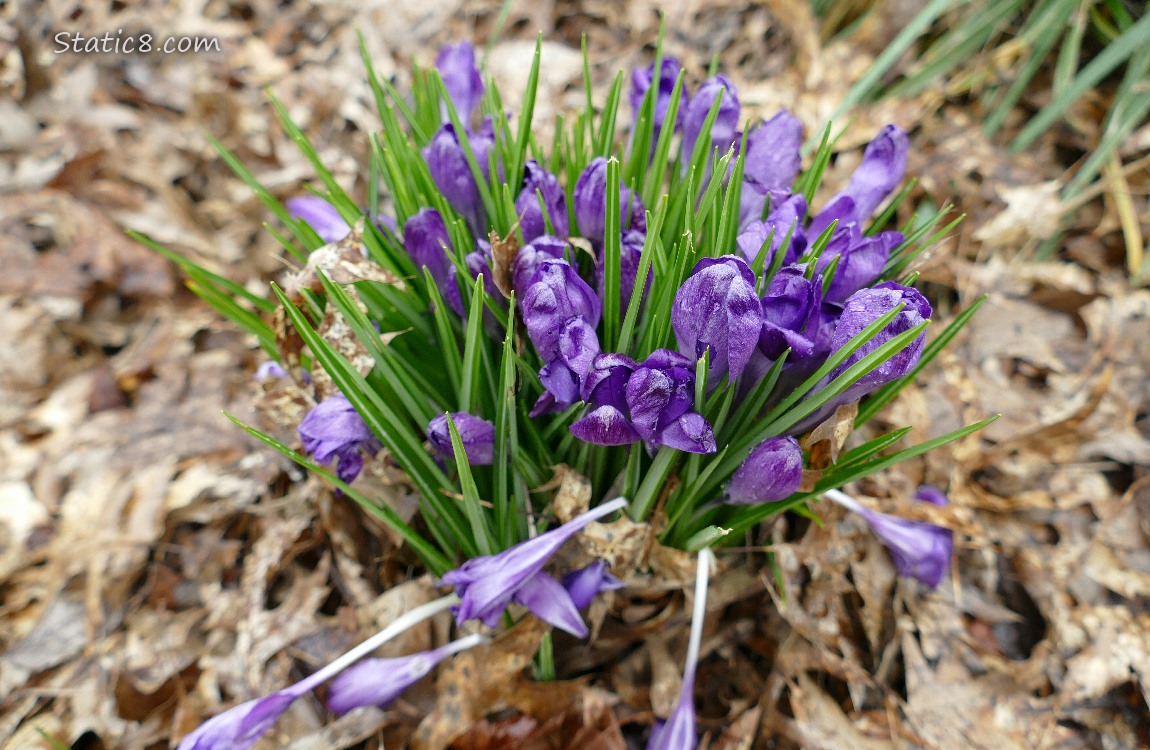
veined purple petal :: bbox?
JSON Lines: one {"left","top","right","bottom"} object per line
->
{"left": 658, "top": 411, "right": 717, "bottom": 454}
{"left": 818, "top": 227, "right": 902, "bottom": 304}
{"left": 436, "top": 41, "right": 484, "bottom": 122}
{"left": 521, "top": 258, "right": 601, "bottom": 361}
{"left": 725, "top": 437, "right": 804, "bottom": 505}
{"left": 573, "top": 157, "right": 646, "bottom": 244}
{"left": 671, "top": 255, "right": 763, "bottom": 383}
{"left": 298, "top": 395, "right": 380, "bottom": 485}
{"left": 736, "top": 193, "right": 808, "bottom": 268}
{"left": 738, "top": 110, "right": 803, "bottom": 227}
{"left": 809, "top": 124, "right": 908, "bottom": 234}
{"left": 423, "top": 122, "right": 492, "bottom": 236}
{"left": 829, "top": 282, "right": 931, "bottom": 389}
{"left": 286, "top": 196, "right": 351, "bottom": 244}
{"left": 537, "top": 317, "right": 601, "bottom": 408}
{"left": 511, "top": 235, "right": 569, "bottom": 295}
{"left": 562, "top": 561, "right": 624, "bottom": 610}
{"left": 427, "top": 412, "right": 496, "bottom": 465}
{"left": 516, "top": 160, "right": 569, "bottom": 242}
{"left": 512, "top": 571, "right": 588, "bottom": 637}
{"left": 681, "top": 75, "right": 740, "bottom": 171}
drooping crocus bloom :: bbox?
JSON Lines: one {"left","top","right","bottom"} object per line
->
{"left": 630, "top": 58, "right": 686, "bottom": 142}
{"left": 736, "top": 193, "right": 808, "bottom": 268}
{"left": 816, "top": 225, "right": 903, "bottom": 304}
{"left": 625, "top": 350, "right": 716, "bottom": 454}
{"left": 724, "top": 437, "right": 804, "bottom": 505}
{"left": 512, "top": 570, "right": 590, "bottom": 637}
{"left": 440, "top": 497, "right": 629, "bottom": 630}
{"left": 327, "top": 633, "right": 486, "bottom": 714}
{"left": 562, "top": 560, "right": 624, "bottom": 609}
{"left": 573, "top": 157, "right": 646, "bottom": 244}
{"left": 824, "top": 488, "right": 952, "bottom": 588}
{"left": 423, "top": 120, "right": 494, "bottom": 236}
{"left": 286, "top": 196, "right": 351, "bottom": 244}
{"left": 739, "top": 110, "right": 803, "bottom": 227}
{"left": 298, "top": 395, "right": 382, "bottom": 484}
{"left": 680, "top": 74, "right": 740, "bottom": 172}
{"left": 427, "top": 412, "right": 496, "bottom": 465}
{"left": 672, "top": 255, "right": 763, "bottom": 384}
{"left": 404, "top": 207, "right": 464, "bottom": 317}
{"left": 516, "top": 160, "right": 569, "bottom": 242}
{"left": 436, "top": 41, "right": 484, "bottom": 122}
{"left": 647, "top": 548, "right": 714, "bottom": 750}
{"left": 809, "top": 124, "right": 909, "bottom": 236}
{"left": 570, "top": 353, "right": 641, "bottom": 446}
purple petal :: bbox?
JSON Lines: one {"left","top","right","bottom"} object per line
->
{"left": 646, "top": 684, "right": 697, "bottom": 750}
{"left": 915, "top": 485, "right": 949, "bottom": 507}
{"left": 681, "top": 75, "right": 740, "bottom": 170}
{"left": 516, "top": 160, "right": 569, "bottom": 242}
{"left": 656, "top": 411, "right": 717, "bottom": 454}
{"left": 630, "top": 58, "right": 686, "bottom": 138}
{"left": 513, "top": 571, "right": 588, "bottom": 637}
{"left": 573, "top": 158, "right": 646, "bottom": 244}
{"left": 436, "top": 41, "right": 484, "bottom": 122}
{"left": 521, "top": 259, "right": 601, "bottom": 361}
{"left": 404, "top": 208, "right": 464, "bottom": 317}
{"left": 671, "top": 255, "right": 763, "bottom": 383}
{"left": 570, "top": 405, "right": 641, "bottom": 446}
{"left": 562, "top": 561, "right": 624, "bottom": 610}
{"left": 298, "top": 395, "right": 379, "bottom": 483}
{"left": 176, "top": 692, "right": 297, "bottom": 750}
{"left": 725, "top": 437, "right": 804, "bottom": 505}
{"left": 427, "top": 412, "right": 496, "bottom": 465}
{"left": 326, "top": 652, "right": 438, "bottom": 714}
{"left": 286, "top": 196, "right": 351, "bottom": 244}
{"left": 423, "top": 122, "right": 492, "bottom": 236}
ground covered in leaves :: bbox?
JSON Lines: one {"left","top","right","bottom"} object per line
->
{"left": 2, "top": 1, "right": 1149, "bottom": 748}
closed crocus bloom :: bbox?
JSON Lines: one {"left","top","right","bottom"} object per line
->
{"left": 511, "top": 235, "right": 568, "bottom": 294}
{"left": 630, "top": 58, "right": 685, "bottom": 138}
{"left": 829, "top": 281, "right": 931, "bottom": 392}
{"left": 625, "top": 349, "right": 717, "bottom": 454}
{"left": 286, "top": 196, "right": 350, "bottom": 244}
{"left": 736, "top": 193, "right": 808, "bottom": 268}
{"left": 562, "top": 561, "right": 624, "bottom": 610}
{"left": 535, "top": 317, "right": 601, "bottom": 412}
{"left": 298, "top": 395, "right": 381, "bottom": 485}
{"left": 681, "top": 74, "right": 740, "bottom": 171}
{"left": 515, "top": 160, "right": 569, "bottom": 242}
{"left": 817, "top": 226, "right": 903, "bottom": 304}
{"left": 725, "top": 437, "right": 804, "bottom": 505}
{"left": 825, "top": 488, "right": 952, "bottom": 588}
{"left": 573, "top": 157, "right": 646, "bottom": 244}
{"left": 672, "top": 255, "right": 763, "bottom": 383}
{"left": 427, "top": 412, "right": 496, "bottom": 465}
{"left": 440, "top": 497, "right": 628, "bottom": 629}
{"left": 570, "top": 353, "right": 641, "bottom": 446}
{"left": 599, "top": 228, "right": 651, "bottom": 313}
{"left": 758, "top": 266, "right": 823, "bottom": 361}
{"left": 521, "top": 258, "right": 601, "bottom": 362}
{"left": 423, "top": 122, "right": 492, "bottom": 236}
{"left": 809, "top": 124, "right": 909, "bottom": 236}
{"left": 739, "top": 110, "right": 803, "bottom": 226}
{"left": 436, "top": 41, "right": 484, "bottom": 122}
{"left": 177, "top": 692, "right": 301, "bottom": 750}
{"left": 404, "top": 208, "right": 464, "bottom": 316}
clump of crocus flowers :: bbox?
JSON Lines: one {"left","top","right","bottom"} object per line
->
{"left": 171, "top": 37, "right": 992, "bottom": 750}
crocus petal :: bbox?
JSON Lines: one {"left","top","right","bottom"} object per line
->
{"left": 326, "top": 653, "right": 437, "bottom": 714}
{"left": 512, "top": 571, "right": 589, "bottom": 638}
{"left": 656, "top": 411, "right": 717, "bottom": 454}
{"left": 915, "top": 485, "right": 948, "bottom": 507}
{"left": 725, "top": 437, "right": 804, "bottom": 505}
{"left": 562, "top": 561, "right": 624, "bottom": 610}
{"left": 423, "top": 122, "right": 491, "bottom": 236}
{"left": 254, "top": 361, "right": 288, "bottom": 380}
{"left": 840, "top": 124, "right": 909, "bottom": 221}
{"left": 829, "top": 281, "right": 931, "bottom": 390}
{"left": 436, "top": 41, "right": 484, "bottom": 122}
{"left": 631, "top": 58, "right": 685, "bottom": 137}
{"left": 427, "top": 413, "right": 496, "bottom": 465}
{"left": 570, "top": 405, "right": 642, "bottom": 446}
{"left": 176, "top": 692, "right": 297, "bottom": 750}
{"left": 516, "top": 160, "right": 569, "bottom": 241}
{"left": 819, "top": 228, "right": 902, "bottom": 304}
{"left": 404, "top": 208, "right": 464, "bottom": 316}
{"left": 298, "top": 395, "right": 380, "bottom": 484}
{"left": 736, "top": 193, "right": 807, "bottom": 267}
{"left": 681, "top": 75, "right": 740, "bottom": 171}
{"left": 671, "top": 255, "right": 763, "bottom": 383}
{"left": 511, "top": 235, "right": 569, "bottom": 295}
{"left": 574, "top": 158, "right": 646, "bottom": 244}
{"left": 739, "top": 110, "right": 803, "bottom": 226}
{"left": 646, "top": 685, "right": 696, "bottom": 750}
{"left": 286, "top": 196, "right": 351, "bottom": 244}
{"left": 521, "top": 259, "right": 601, "bottom": 361}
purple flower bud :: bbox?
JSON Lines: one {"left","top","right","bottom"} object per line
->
{"left": 725, "top": 437, "right": 804, "bottom": 505}
{"left": 630, "top": 58, "right": 685, "bottom": 138}
{"left": 681, "top": 75, "right": 740, "bottom": 170}
{"left": 598, "top": 229, "right": 652, "bottom": 313}
{"left": 570, "top": 353, "right": 641, "bottom": 446}
{"left": 515, "top": 160, "right": 569, "bottom": 242}
{"left": 286, "top": 196, "right": 351, "bottom": 244}
{"left": 625, "top": 349, "right": 716, "bottom": 454}
{"left": 535, "top": 317, "right": 601, "bottom": 414}
{"left": 826, "top": 489, "right": 952, "bottom": 588}
{"left": 672, "top": 256, "right": 763, "bottom": 383}
{"left": 758, "top": 265, "right": 823, "bottom": 361}
{"left": 404, "top": 208, "right": 464, "bottom": 317}
{"left": 646, "top": 689, "right": 696, "bottom": 750}
{"left": 736, "top": 193, "right": 808, "bottom": 268}
{"left": 915, "top": 484, "right": 948, "bottom": 507}
{"left": 436, "top": 41, "right": 484, "bottom": 122}
{"left": 440, "top": 497, "right": 628, "bottom": 629}
{"left": 511, "top": 235, "right": 569, "bottom": 295}
{"left": 573, "top": 157, "right": 646, "bottom": 244}
{"left": 562, "top": 561, "right": 624, "bottom": 610}
{"left": 829, "top": 281, "right": 931, "bottom": 391}
{"left": 427, "top": 412, "right": 496, "bottom": 465}
{"left": 176, "top": 692, "right": 300, "bottom": 750}
{"left": 512, "top": 570, "right": 589, "bottom": 637}
{"left": 817, "top": 226, "right": 902, "bottom": 304}
{"left": 423, "top": 121, "right": 494, "bottom": 236}
{"left": 809, "top": 124, "right": 908, "bottom": 235}
{"left": 298, "top": 395, "right": 381, "bottom": 485}
{"left": 254, "top": 361, "right": 288, "bottom": 380}
{"left": 739, "top": 110, "right": 803, "bottom": 226}
{"left": 521, "top": 258, "right": 601, "bottom": 362}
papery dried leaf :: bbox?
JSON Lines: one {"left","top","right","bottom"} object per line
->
{"left": 284, "top": 218, "right": 404, "bottom": 299}
{"left": 801, "top": 401, "right": 858, "bottom": 471}
{"left": 488, "top": 229, "right": 519, "bottom": 298}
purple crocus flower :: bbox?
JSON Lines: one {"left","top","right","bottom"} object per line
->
{"left": 739, "top": 110, "right": 803, "bottom": 227}
{"left": 562, "top": 561, "right": 624, "bottom": 609}
{"left": 427, "top": 412, "right": 496, "bottom": 465}
{"left": 511, "top": 235, "right": 569, "bottom": 294}
{"left": 512, "top": 570, "right": 589, "bottom": 637}
{"left": 176, "top": 691, "right": 302, "bottom": 750}
{"left": 758, "top": 265, "right": 823, "bottom": 360}
{"left": 440, "top": 497, "right": 628, "bottom": 630}
{"left": 672, "top": 255, "right": 763, "bottom": 384}
{"left": 534, "top": 316, "right": 601, "bottom": 414}
{"left": 598, "top": 228, "right": 651, "bottom": 313}
{"left": 286, "top": 196, "right": 351, "bottom": 244}
{"left": 423, "top": 120, "right": 495, "bottom": 236}
{"left": 570, "top": 353, "right": 641, "bottom": 446}
{"left": 436, "top": 41, "right": 484, "bottom": 122}
{"left": 326, "top": 633, "right": 485, "bottom": 714}
{"left": 573, "top": 157, "right": 646, "bottom": 244}
{"left": 625, "top": 349, "right": 716, "bottom": 454}
{"left": 298, "top": 395, "right": 381, "bottom": 485}
{"left": 516, "top": 160, "right": 569, "bottom": 242}
{"left": 825, "top": 488, "right": 952, "bottom": 588}
{"left": 404, "top": 208, "right": 464, "bottom": 316}
{"left": 681, "top": 74, "right": 740, "bottom": 172}
{"left": 725, "top": 437, "right": 804, "bottom": 505}
{"left": 809, "top": 124, "right": 909, "bottom": 236}
{"left": 521, "top": 258, "right": 601, "bottom": 361}
{"left": 816, "top": 226, "right": 903, "bottom": 304}
{"left": 736, "top": 193, "right": 808, "bottom": 269}
{"left": 254, "top": 361, "right": 288, "bottom": 380}
{"left": 630, "top": 58, "right": 685, "bottom": 141}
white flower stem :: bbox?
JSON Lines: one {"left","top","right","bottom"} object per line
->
{"left": 822, "top": 488, "right": 862, "bottom": 513}
{"left": 683, "top": 547, "right": 714, "bottom": 686}
{"left": 435, "top": 631, "right": 487, "bottom": 658}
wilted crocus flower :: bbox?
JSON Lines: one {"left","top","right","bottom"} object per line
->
{"left": 809, "top": 124, "right": 909, "bottom": 236}
{"left": 630, "top": 58, "right": 685, "bottom": 142}
{"left": 758, "top": 265, "right": 823, "bottom": 361}
{"left": 625, "top": 349, "right": 716, "bottom": 454}
{"left": 298, "top": 395, "right": 381, "bottom": 484}
{"left": 286, "top": 196, "right": 351, "bottom": 244}
{"left": 724, "top": 437, "right": 804, "bottom": 505}
{"left": 824, "top": 488, "right": 952, "bottom": 588}
{"left": 423, "top": 120, "right": 494, "bottom": 236}
{"left": 521, "top": 258, "right": 602, "bottom": 362}
{"left": 516, "top": 160, "right": 569, "bottom": 242}
{"left": 405, "top": 208, "right": 464, "bottom": 317}
{"left": 816, "top": 225, "right": 903, "bottom": 304}
{"left": 436, "top": 41, "right": 484, "bottom": 123}
{"left": 427, "top": 412, "right": 496, "bottom": 465}
{"left": 647, "top": 548, "right": 714, "bottom": 750}
{"left": 681, "top": 75, "right": 740, "bottom": 172}
{"left": 739, "top": 110, "right": 803, "bottom": 227}
{"left": 327, "top": 633, "right": 486, "bottom": 714}
{"left": 672, "top": 256, "right": 763, "bottom": 383}
{"left": 570, "top": 353, "right": 641, "bottom": 446}
{"left": 563, "top": 560, "right": 624, "bottom": 609}
{"left": 736, "top": 193, "right": 808, "bottom": 268}
{"left": 440, "top": 497, "right": 628, "bottom": 630}
{"left": 573, "top": 157, "right": 646, "bottom": 244}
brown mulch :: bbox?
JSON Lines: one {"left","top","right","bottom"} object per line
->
{"left": 2, "top": 1, "right": 1148, "bottom": 748}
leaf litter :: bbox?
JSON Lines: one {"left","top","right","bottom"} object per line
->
{"left": 2, "top": 0, "right": 1149, "bottom": 747}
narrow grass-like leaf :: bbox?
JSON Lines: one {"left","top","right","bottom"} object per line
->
{"left": 602, "top": 157, "right": 622, "bottom": 350}
{"left": 444, "top": 413, "right": 497, "bottom": 555}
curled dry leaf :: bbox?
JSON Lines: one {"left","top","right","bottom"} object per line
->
{"left": 283, "top": 217, "right": 404, "bottom": 299}
{"left": 487, "top": 228, "right": 519, "bottom": 298}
